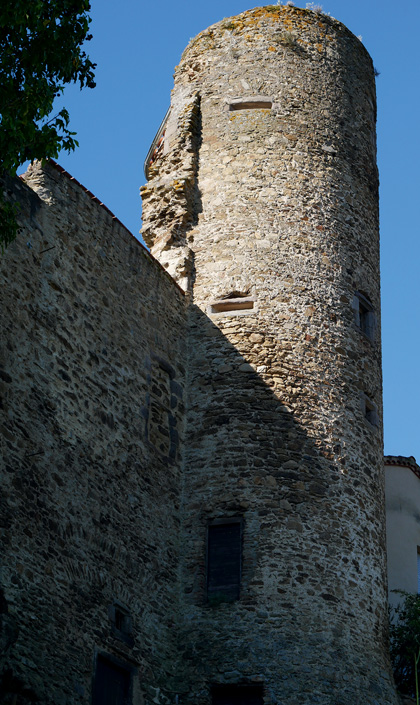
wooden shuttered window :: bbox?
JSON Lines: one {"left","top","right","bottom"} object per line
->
{"left": 207, "top": 519, "right": 242, "bottom": 602}
{"left": 212, "top": 684, "right": 264, "bottom": 705}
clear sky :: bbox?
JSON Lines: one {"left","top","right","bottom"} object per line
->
{"left": 43, "top": 0, "right": 420, "bottom": 462}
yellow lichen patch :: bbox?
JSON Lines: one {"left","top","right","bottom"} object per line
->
{"left": 245, "top": 7, "right": 281, "bottom": 21}
{"left": 282, "top": 18, "right": 293, "bottom": 31}
{"left": 215, "top": 6, "right": 283, "bottom": 34}
{"left": 192, "top": 28, "right": 215, "bottom": 44}
{"left": 172, "top": 179, "right": 186, "bottom": 192}
{"left": 196, "top": 34, "right": 216, "bottom": 50}
{"left": 268, "top": 46, "right": 277, "bottom": 52}
{"left": 221, "top": 21, "right": 236, "bottom": 31}
{"left": 229, "top": 109, "right": 273, "bottom": 126}
{"left": 182, "top": 5, "right": 338, "bottom": 52}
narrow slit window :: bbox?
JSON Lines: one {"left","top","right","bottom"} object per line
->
{"left": 230, "top": 101, "right": 272, "bottom": 111}
{"left": 207, "top": 519, "right": 242, "bottom": 603}
{"left": 210, "top": 298, "right": 254, "bottom": 314}
{"left": 209, "top": 292, "right": 256, "bottom": 316}
{"left": 229, "top": 96, "right": 272, "bottom": 111}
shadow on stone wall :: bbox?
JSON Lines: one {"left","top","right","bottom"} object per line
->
{"left": 174, "top": 302, "right": 392, "bottom": 705}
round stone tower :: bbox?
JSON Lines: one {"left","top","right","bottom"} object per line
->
{"left": 141, "top": 6, "right": 398, "bottom": 705}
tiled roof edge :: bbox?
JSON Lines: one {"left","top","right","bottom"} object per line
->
{"left": 384, "top": 455, "right": 420, "bottom": 479}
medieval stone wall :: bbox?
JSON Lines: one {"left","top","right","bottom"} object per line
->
{"left": 142, "top": 6, "right": 397, "bottom": 705}
{"left": 0, "top": 163, "right": 186, "bottom": 705}
{"left": 0, "top": 5, "right": 402, "bottom": 705}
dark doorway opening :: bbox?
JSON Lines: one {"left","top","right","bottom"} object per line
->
{"left": 92, "top": 654, "right": 132, "bottom": 705}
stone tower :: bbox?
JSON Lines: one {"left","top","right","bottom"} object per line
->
{"left": 142, "top": 5, "right": 398, "bottom": 705}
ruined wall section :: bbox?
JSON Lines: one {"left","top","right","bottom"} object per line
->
{"left": 0, "top": 163, "right": 186, "bottom": 705}
{"left": 141, "top": 94, "right": 201, "bottom": 291}
{"left": 149, "top": 7, "right": 398, "bottom": 705}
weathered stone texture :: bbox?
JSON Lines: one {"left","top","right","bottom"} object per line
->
{"left": 141, "top": 94, "right": 201, "bottom": 292}
{"left": 0, "top": 5, "right": 400, "bottom": 705}
{"left": 142, "top": 6, "right": 397, "bottom": 705}
{"left": 0, "top": 163, "right": 186, "bottom": 704}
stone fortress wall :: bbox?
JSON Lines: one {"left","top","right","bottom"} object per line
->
{"left": 0, "top": 163, "right": 187, "bottom": 704}
{"left": 0, "top": 5, "right": 400, "bottom": 705}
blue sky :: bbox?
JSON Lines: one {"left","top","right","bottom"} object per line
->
{"left": 44, "top": 0, "right": 420, "bottom": 462}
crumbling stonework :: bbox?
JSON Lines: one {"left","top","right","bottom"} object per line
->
{"left": 141, "top": 93, "right": 201, "bottom": 291}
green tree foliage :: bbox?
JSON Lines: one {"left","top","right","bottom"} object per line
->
{"left": 390, "top": 592, "right": 420, "bottom": 701}
{"left": 0, "top": 0, "right": 96, "bottom": 251}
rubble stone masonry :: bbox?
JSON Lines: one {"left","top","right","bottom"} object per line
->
{"left": 1, "top": 5, "right": 400, "bottom": 705}
{"left": 143, "top": 5, "right": 398, "bottom": 705}
{"left": 0, "top": 163, "right": 186, "bottom": 704}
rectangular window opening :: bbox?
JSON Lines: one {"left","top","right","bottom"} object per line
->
{"left": 109, "top": 602, "right": 134, "bottom": 646}
{"left": 353, "top": 291, "right": 376, "bottom": 341}
{"left": 207, "top": 519, "right": 242, "bottom": 603}
{"left": 359, "top": 301, "right": 372, "bottom": 337}
{"left": 364, "top": 395, "right": 379, "bottom": 427}
{"left": 114, "top": 609, "right": 125, "bottom": 632}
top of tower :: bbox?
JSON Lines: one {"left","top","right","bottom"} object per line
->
{"left": 180, "top": 4, "right": 372, "bottom": 65}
